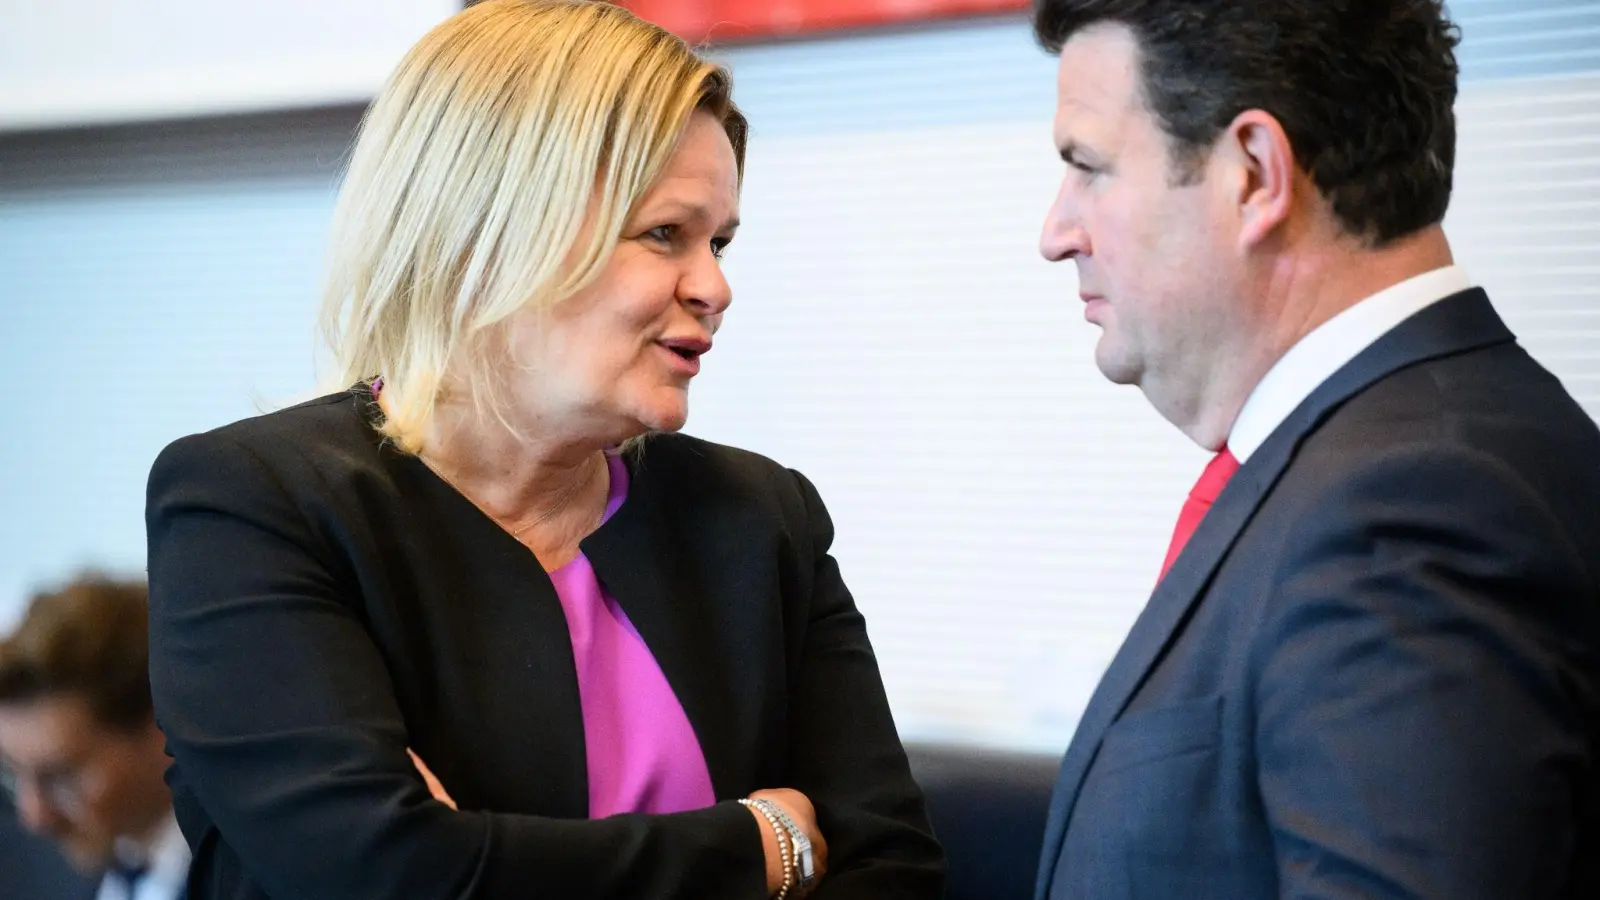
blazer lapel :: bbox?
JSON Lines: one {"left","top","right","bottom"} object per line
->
{"left": 391, "top": 449, "right": 593, "bottom": 819}
{"left": 1036, "top": 288, "right": 1514, "bottom": 898}
{"left": 1033, "top": 442, "right": 1280, "bottom": 898}
{"left": 581, "top": 456, "right": 753, "bottom": 801}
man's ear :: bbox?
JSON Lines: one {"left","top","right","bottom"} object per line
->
{"left": 1221, "top": 109, "right": 1297, "bottom": 250}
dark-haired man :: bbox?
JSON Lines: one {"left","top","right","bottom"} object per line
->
{"left": 0, "top": 576, "right": 189, "bottom": 900}
{"left": 1030, "top": 1, "right": 1600, "bottom": 897}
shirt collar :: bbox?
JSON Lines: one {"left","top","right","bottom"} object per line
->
{"left": 1227, "top": 265, "right": 1475, "bottom": 463}
{"left": 100, "top": 812, "right": 189, "bottom": 900}
{"left": 145, "top": 813, "right": 190, "bottom": 895}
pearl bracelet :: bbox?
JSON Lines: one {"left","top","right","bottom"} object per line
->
{"left": 739, "top": 798, "right": 795, "bottom": 899}
{"left": 760, "top": 800, "right": 817, "bottom": 891}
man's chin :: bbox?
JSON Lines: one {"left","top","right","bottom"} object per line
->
{"left": 59, "top": 836, "right": 115, "bottom": 874}
{"left": 1093, "top": 345, "right": 1140, "bottom": 386}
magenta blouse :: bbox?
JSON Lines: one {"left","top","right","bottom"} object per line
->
{"left": 547, "top": 452, "right": 717, "bottom": 818}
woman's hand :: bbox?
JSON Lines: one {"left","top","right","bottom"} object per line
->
{"left": 746, "top": 788, "right": 829, "bottom": 897}
{"left": 408, "top": 749, "right": 457, "bottom": 810}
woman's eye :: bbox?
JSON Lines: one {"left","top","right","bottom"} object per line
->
{"left": 644, "top": 224, "right": 730, "bottom": 259}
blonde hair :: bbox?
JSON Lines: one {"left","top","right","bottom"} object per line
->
{"left": 319, "top": 0, "right": 747, "bottom": 453}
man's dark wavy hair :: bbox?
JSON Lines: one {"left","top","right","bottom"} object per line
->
{"left": 1035, "top": 0, "right": 1462, "bottom": 247}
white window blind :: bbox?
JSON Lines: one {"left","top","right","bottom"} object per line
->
{"left": 1, "top": 4, "right": 1596, "bottom": 751}
{"left": 696, "top": 7, "right": 1600, "bottom": 750}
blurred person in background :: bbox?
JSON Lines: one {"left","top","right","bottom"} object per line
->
{"left": 143, "top": 2, "right": 942, "bottom": 899}
{"left": 0, "top": 575, "right": 190, "bottom": 900}
{"left": 1030, "top": 0, "right": 1600, "bottom": 897}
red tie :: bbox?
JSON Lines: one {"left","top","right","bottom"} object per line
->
{"left": 1159, "top": 447, "right": 1240, "bottom": 581}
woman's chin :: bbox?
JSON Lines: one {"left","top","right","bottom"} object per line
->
{"left": 617, "top": 398, "right": 689, "bottom": 437}
{"left": 643, "top": 407, "right": 689, "bottom": 434}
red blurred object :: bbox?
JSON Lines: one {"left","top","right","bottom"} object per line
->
{"left": 619, "top": 0, "right": 1031, "bottom": 43}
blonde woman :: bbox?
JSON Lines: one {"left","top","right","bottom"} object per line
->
{"left": 143, "top": 2, "right": 943, "bottom": 898}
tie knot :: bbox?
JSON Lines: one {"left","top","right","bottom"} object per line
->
{"left": 107, "top": 859, "right": 148, "bottom": 898}
{"left": 1158, "top": 446, "right": 1241, "bottom": 582}
{"left": 1190, "top": 447, "right": 1240, "bottom": 505}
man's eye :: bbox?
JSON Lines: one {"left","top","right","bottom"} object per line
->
{"left": 711, "top": 238, "right": 731, "bottom": 260}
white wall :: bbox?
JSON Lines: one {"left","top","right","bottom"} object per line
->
{"left": 2, "top": 7, "right": 1597, "bottom": 751}
{"left": 0, "top": 0, "right": 456, "bottom": 130}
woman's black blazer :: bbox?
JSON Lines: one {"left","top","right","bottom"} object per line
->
{"left": 145, "top": 387, "right": 944, "bottom": 899}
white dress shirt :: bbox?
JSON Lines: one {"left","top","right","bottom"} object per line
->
{"left": 1228, "top": 265, "right": 1476, "bottom": 463}
{"left": 96, "top": 812, "right": 190, "bottom": 900}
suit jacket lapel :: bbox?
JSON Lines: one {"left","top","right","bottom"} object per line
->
{"left": 1033, "top": 443, "right": 1280, "bottom": 898}
{"left": 1036, "top": 289, "right": 1514, "bottom": 899}
{"left": 581, "top": 455, "right": 752, "bottom": 801}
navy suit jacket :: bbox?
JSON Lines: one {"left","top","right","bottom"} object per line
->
{"left": 1036, "top": 289, "right": 1600, "bottom": 899}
